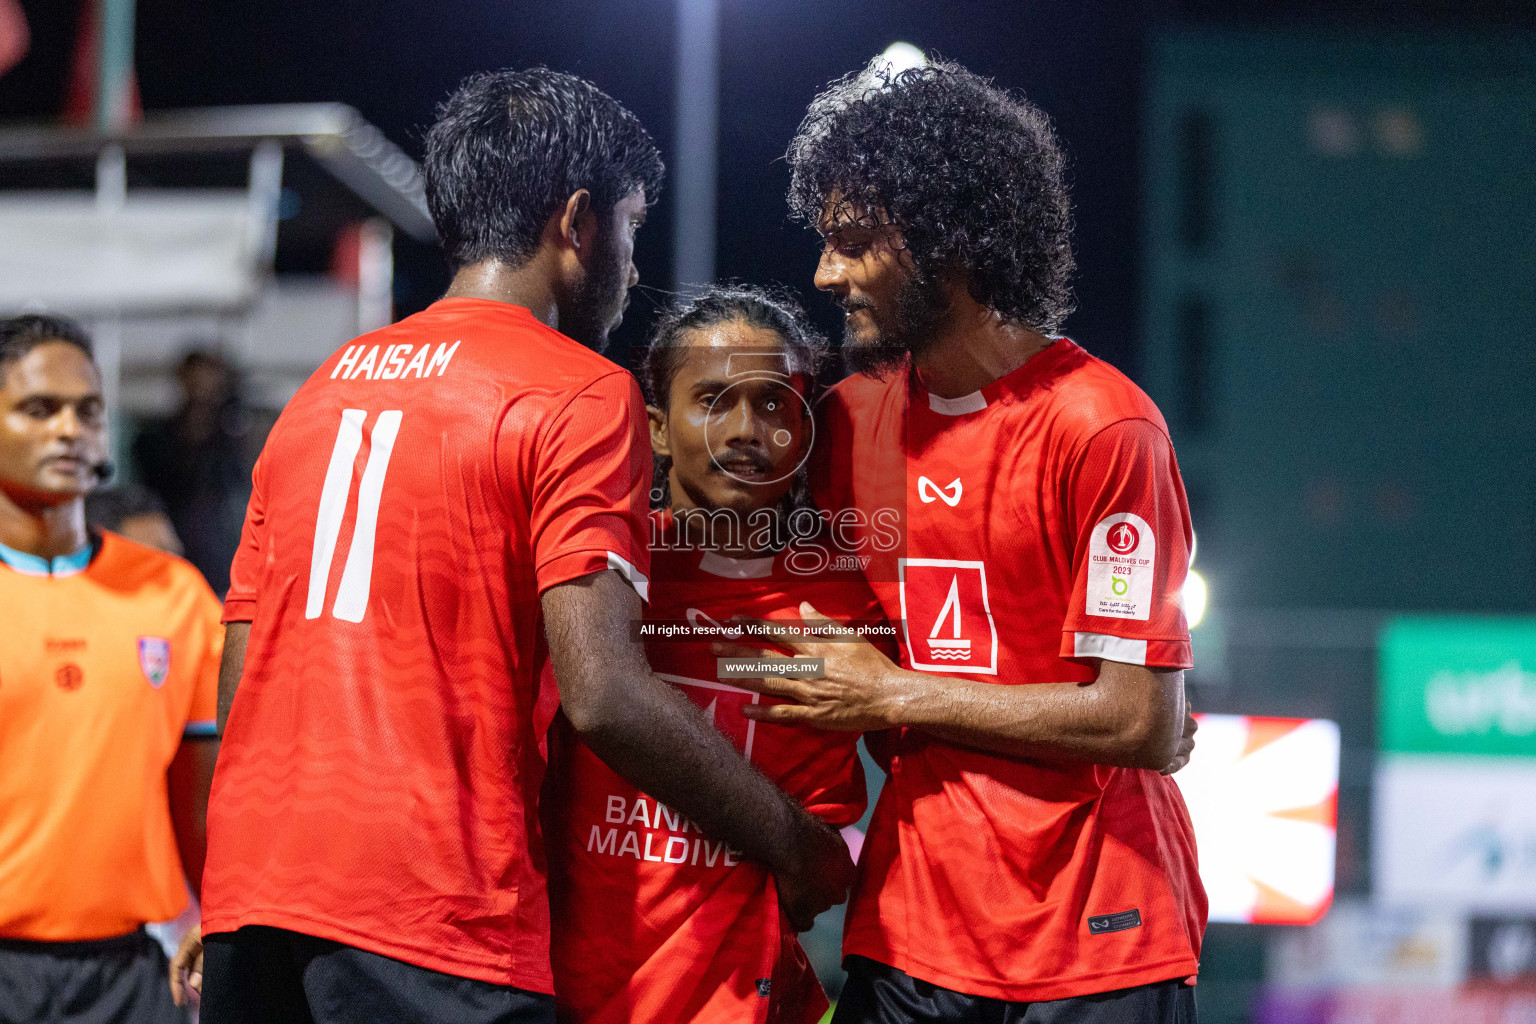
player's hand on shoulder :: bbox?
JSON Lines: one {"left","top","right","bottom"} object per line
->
{"left": 775, "top": 812, "right": 856, "bottom": 932}
{"left": 169, "top": 924, "right": 203, "bottom": 1006}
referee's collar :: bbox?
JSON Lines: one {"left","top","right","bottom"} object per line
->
{"left": 0, "top": 538, "right": 93, "bottom": 578}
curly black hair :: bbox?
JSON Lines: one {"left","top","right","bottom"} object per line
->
{"left": 424, "top": 67, "right": 664, "bottom": 271}
{"left": 787, "top": 58, "right": 1075, "bottom": 332}
{"left": 641, "top": 283, "right": 828, "bottom": 508}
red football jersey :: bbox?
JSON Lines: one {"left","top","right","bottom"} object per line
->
{"left": 813, "top": 340, "right": 1206, "bottom": 1001}
{"left": 546, "top": 510, "right": 888, "bottom": 1024}
{"left": 205, "top": 298, "right": 650, "bottom": 992}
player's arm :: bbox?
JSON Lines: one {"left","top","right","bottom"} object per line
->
{"left": 542, "top": 570, "right": 852, "bottom": 930}
{"left": 719, "top": 617, "right": 1188, "bottom": 771}
{"left": 216, "top": 446, "right": 265, "bottom": 734}
{"left": 216, "top": 620, "right": 250, "bottom": 734}
{"left": 168, "top": 591, "right": 229, "bottom": 901}
{"left": 726, "top": 417, "right": 1196, "bottom": 772}
{"left": 167, "top": 738, "right": 218, "bottom": 899}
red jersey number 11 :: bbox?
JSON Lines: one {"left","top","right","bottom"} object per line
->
{"left": 306, "top": 408, "right": 403, "bottom": 623}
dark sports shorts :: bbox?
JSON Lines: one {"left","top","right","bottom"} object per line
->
{"left": 832, "top": 956, "right": 1197, "bottom": 1024}
{"left": 0, "top": 926, "right": 185, "bottom": 1024}
{"left": 200, "top": 926, "right": 554, "bottom": 1024}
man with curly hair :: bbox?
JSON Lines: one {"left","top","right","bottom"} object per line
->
{"left": 719, "top": 59, "right": 1206, "bottom": 1022}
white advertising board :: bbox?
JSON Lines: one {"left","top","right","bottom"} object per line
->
{"left": 1374, "top": 755, "right": 1536, "bottom": 912}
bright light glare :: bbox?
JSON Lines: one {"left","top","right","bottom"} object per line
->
{"left": 1184, "top": 569, "right": 1208, "bottom": 628}
{"left": 877, "top": 41, "right": 927, "bottom": 76}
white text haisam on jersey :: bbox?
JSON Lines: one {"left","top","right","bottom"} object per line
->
{"left": 330, "top": 341, "right": 462, "bottom": 381}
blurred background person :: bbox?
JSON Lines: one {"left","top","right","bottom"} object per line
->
{"left": 132, "top": 348, "right": 254, "bottom": 595}
{"left": 0, "top": 314, "right": 221, "bottom": 1024}
{"left": 0, "top": 0, "right": 26, "bottom": 78}
{"left": 86, "top": 482, "right": 184, "bottom": 556}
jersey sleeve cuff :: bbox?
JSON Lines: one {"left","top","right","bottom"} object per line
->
{"left": 183, "top": 719, "right": 219, "bottom": 738}
{"left": 1061, "top": 631, "right": 1192, "bottom": 669}
{"left": 537, "top": 549, "right": 650, "bottom": 602}
{"left": 221, "top": 595, "right": 257, "bottom": 623}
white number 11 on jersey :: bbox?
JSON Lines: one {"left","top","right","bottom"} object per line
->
{"left": 307, "top": 408, "right": 403, "bottom": 622}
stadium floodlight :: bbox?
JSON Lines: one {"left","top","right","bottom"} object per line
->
{"left": 876, "top": 41, "right": 927, "bottom": 76}
{"left": 1184, "top": 569, "right": 1208, "bottom": 629}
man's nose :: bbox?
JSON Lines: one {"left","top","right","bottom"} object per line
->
{"left": 627, "top": 260, "right": 640, "bottom": 289}
{"left": 814, "top": 249, "right": 847, "bottom": 294}
{"left": 720, "top": 395, "right": 766, "bottom": 445}
{"left": 51, "top": 405, "right": 83, "bottom": 441}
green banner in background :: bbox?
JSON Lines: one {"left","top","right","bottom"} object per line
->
{"left": 1379, "top": 618, "right": 1536, "bottom": 757}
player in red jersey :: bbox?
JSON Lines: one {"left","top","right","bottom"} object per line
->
{"left": 189, "top": 71, "right": 852, "bottom": 1024}
{"left": 716, "top": 60, "right": 1205, "bottom": 1023}
{"left": 547, "top": 286, "right": 892, "bottom": 1024}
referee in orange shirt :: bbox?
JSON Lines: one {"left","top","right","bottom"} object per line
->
{"left": 0, "top": 316, "right": 222, "bottom": 1023}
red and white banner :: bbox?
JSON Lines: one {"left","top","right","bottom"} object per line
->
{"left": 1174, "top": 714, "right": 1341, "bottom": 925}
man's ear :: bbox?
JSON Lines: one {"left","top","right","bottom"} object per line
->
{"left": 647, "top": 404, "right": 671, "bottom": 459}
{"left": 558, "top": 189, "right": 596, "bottom": 253}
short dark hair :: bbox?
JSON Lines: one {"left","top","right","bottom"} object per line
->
{"left": 423, "top": 67, "right": 665, "bottom": 271}
{"left": 641, "top": 283, "right": 829, "bottom": 507}
{"left": 787, "top": 59, "right": 1076, "bottom": 332}
{"left": 0, "top": 315, "right": 94, "bottom": 373}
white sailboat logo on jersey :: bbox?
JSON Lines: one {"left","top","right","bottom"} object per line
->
{"left": 927, "top": 576, "right": 972, "bottom": 661}
{"left": 898, "top": 558, "right": 999, "bottom": 675}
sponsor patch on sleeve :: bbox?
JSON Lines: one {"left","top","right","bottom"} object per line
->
{"left": 1086, "top": 513, "right": 1154, "bottom": 620}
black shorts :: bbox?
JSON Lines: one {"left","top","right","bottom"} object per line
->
{"left": 200, "top": 926, "right": 554, "bottom": 1024}
{"left": 0, "top": 926, "right": 184, "bottom": 1024}
{"left": 832, "top": 956, "right": 1197, "bottom": 1024}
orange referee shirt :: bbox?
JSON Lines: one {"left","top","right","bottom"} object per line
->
{"left": 0, "top": 530, "right": 222, "bottom": 941}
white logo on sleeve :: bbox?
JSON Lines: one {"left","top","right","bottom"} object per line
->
{"left": 1086, "top": 513, "right": 1155, "bottom": 620}
{"left": 917, "top": 476, "right": 963, "bottom": 507}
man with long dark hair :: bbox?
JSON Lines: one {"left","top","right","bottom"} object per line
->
{"left": 721, "top": 60, "right": 1205, "bottom": 1022}
{"left": 191, "top": 69, "right": 851, "bottom": 1024}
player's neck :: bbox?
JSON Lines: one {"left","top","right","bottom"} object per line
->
{"left": 0, "top": 489, "right": 88, "bottom": 559}
{"left": 668, "top": 497, "right": 777, "bottom": 560}
{"left": 912, "top": 300, "right": 1053, "bottom": 399}
{"left": 443, "top": 258, "right": 563, "bottom": 332}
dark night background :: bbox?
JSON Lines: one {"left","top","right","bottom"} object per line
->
{"left": 3, "top": 0, "right": 1529, "bottom": 376}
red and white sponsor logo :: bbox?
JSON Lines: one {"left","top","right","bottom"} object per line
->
{"left": 897, "top": 558, "right": 998, "bottom": 675}
{"left": 1087, "top": 513, "right": 1155, "bottom": 621}
{"left": 1107, "top": 521, "right": 1140, "bottom": 554}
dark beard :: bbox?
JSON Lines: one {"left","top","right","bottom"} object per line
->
{"left": 842, "top": 269, "right": 948, "bottom": 378}
{"left": 561, "top": 229, "right": 628, "bottom": 352}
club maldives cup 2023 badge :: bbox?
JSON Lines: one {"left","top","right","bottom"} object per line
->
{"left": 1086, "top": 513, "right": 1155, "bottom": 620}
{"left": 137, "top": 636, "right": 171, "bottom": 688}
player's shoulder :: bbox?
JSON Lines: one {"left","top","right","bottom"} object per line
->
{"left": 305, "top": 298, "right": 630, "bottom": 400}
{"left": 822, "top": 365, "right": 904, "bottom": 408}
{"left": 1029, "top": 339, "right": 1171, "bottom": 445}
{"left": 92, "top": 532, "right": 220, "bottom": 608}
{"left": 431, "top": 298, "right": 626, "bottom": 388}
{"left": 818, "top": 365, "right": 906, "bottom": 435}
